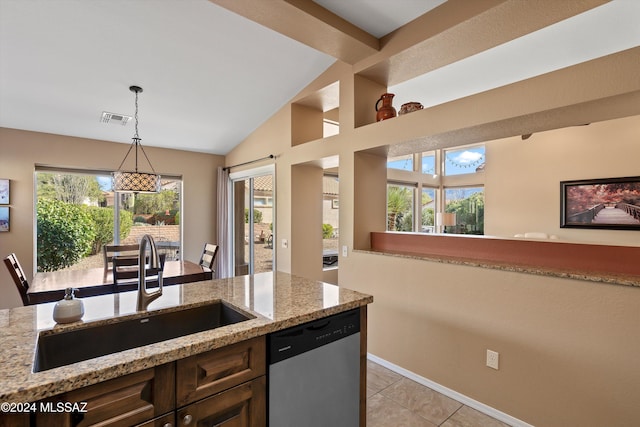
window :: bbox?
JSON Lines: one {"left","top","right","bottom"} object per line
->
{"left": 116, "top": 178, "right": 182, "bottom": 260}
{"left": 444, "top": 187, "right": 484, "bottom": 234}
{"left": 421, "top": 187, "right": 436, "bottom": 233}
{"left": 421, "top": 152, "right": 436, "bottom": 176}
{"left": 444, "top": 145, "right": 485, "bottom": 176}
{"left": 386, "top": 144, "right": 484, "bottom": 235}
{"left": 35, "top": 168, "right": 182, "bottom": 272}
{"left": 387, "top": 183, "right": 415, "bottom": 231}
{"left": 387, "top": 154, "right": 413, "bottom": 171}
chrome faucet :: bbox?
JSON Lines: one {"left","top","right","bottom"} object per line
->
{"left": 137, "top": 234, "right": 163, "bottom": 311}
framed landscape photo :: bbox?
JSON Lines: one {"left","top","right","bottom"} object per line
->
{"left": 560, "top": 176, "right": 640, "bottom": 230}
{"left": 0, "top": 179, "right": 8, "bottom": 204}
{"left": 0, "top": 207, "right": 8, "bottom": 232}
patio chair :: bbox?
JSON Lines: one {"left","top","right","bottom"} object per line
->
{"left": 3, "top": 253, "right": 30, "bottom": 306}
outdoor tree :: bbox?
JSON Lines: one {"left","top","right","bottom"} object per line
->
{"left": 387, "top": 186, "right": 412, "bottom": 231}
{"left": 133, "top": 190, "right": 178, "bottom": 214}
{"left": 37, "top": 172, "right": 103, "bottom": 205}
{"left": 446, "top": 191, "right": 485, "bottom": 234}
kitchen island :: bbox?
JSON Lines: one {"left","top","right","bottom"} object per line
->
{"left": 0, "top": 271, "right": 373, "bottom": 426}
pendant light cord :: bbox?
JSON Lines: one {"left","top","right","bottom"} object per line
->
{"left": 116, "top": 86, "right": 157, "bottom": 174}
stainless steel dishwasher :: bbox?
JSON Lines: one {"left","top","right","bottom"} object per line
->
{"left": 268, "top": 308, "right": 361, "bottom": 427}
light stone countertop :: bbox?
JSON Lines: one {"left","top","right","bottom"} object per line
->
{"left": 0, "top": 271, "right": 373, "bottom": 403}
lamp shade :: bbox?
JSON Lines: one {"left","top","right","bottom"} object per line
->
{"left": 113, "top": 171, "right": 161, "bottom": 193}
{"left": 436, "top": 212, "right": 457, "bottom": 227}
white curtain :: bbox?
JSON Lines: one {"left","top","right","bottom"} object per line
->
{"left": 215, "top": 166, "right": 231, "bottom": 278}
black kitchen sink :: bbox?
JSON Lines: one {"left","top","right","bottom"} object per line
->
{"left": 33, "top": 301, "right": 253, "bottom": 372}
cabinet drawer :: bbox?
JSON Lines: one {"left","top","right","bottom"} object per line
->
{"left": 176, "top": 336, "right": 265, "bottom": 406}
{"left": 134, "top": 412, "right": 175, "bottom": 427}
{"left": 36, "top": 363, "right": 175, "bottom": 427}
{"left": 177, "top": 376, "right": 265, "bottom": 427}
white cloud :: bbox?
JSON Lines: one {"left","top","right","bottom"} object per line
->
{"left": 453, "top": 150, "right": 483, "bottom": 164}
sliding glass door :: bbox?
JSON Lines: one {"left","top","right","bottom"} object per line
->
{"left": 230, "top": 166, "right": 274, "bottom": 276}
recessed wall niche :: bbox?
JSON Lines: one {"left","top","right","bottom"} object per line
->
{"left": 291, "top": 81, "right": 339, "bottom": 146}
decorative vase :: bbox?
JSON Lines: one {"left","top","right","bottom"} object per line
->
{"left": 375, "top": 93, "right": 396, "bottom": 121}
{"left": 399, "top": 102, "right": 424, "bottom": 115}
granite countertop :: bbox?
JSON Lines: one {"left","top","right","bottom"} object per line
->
{"left": 0, "top": 271, "right": 373, "bottom": 403}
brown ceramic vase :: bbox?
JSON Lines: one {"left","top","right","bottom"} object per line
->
{"left": 375, "top": 93, "right": 396, "bottom": 121}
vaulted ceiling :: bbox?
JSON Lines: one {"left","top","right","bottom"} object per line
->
{"left": 0, "top": 0, "right": 638, "bottom": 155}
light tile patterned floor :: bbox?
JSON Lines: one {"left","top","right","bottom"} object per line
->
{"left": 367, "top": 360, "right": 512, "bottom": 427}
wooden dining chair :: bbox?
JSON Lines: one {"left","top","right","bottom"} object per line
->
{"left": 112, "top": 256, "right": 141, "bottom": 285}
{"left": 3, "top": 253, "right": 30, "bottom": 306}
{"left": 112, "top": 254, "right": 165, "bottom": 286}
{"left": 199, "top": 243, "right": 219, "bottom": 275}
{"left": 103, "top": 243, "right": 139, "bottom": 278}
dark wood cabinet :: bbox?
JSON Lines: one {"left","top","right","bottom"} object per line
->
{"left": 134, "top": 412, "right": 175, "bottom": 427}
{"left": 176, "top": 336, "right": 265, "bottom": 407}
{"left": 177, "top": 377, "right": 266, "bottom": 427}
{"left": 28, "top": 336, "right": 266, "bottom": 427}
{"left": 176, "top": 336, "right": 266, "bottom": 427}
{"left": 36, "top": 363, "right": 175, "bottom": 427}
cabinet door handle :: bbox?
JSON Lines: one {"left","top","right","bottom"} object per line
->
{"left": 163, "top": 423, "right": 173, "bottom": 427}
{"left": 182, "top": 414, "right": 193, "bottom": 425}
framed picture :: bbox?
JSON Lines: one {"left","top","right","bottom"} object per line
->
{"left": 560, "top": 176, "right": 640, "bottom": 230}
{"left": 332, "top": 199, "right": 339, "bottom": 209}
{"left": 0, "top": 179, "right": 8, "bottom": 204}
{"left": 0, "top": 207, "right": 8, "bottom": 232}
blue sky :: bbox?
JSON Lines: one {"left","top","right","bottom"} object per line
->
{"left": 97, "top": 176, "right": 113, "bottom": 191}
{"left": 387, "top": 146, "right": 485, "bottom": 176}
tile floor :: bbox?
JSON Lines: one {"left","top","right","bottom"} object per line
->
{"left": 366, "top": 360, "right": 512, "bottom": 427}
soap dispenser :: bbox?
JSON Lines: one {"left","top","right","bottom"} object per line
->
{"left": 53, "top": 288, "right": 84, "bottom": 324}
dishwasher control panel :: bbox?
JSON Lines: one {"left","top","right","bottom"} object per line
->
{"left": 268, "top": 308, "right": 360, "bottom": 364}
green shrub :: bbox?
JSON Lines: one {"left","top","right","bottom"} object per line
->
{"left": 244, "top": 208, "right": 263, "bottom": 223}
{"left": 134, "top": 215, "right": 147, "bottom": 223}
{"left": 37, "top": 199, "right": 95, "bottom": 272}
{"left": 322, "top": 223, "right": 334, "bottom": 239}
{"left": 85, "top": 206, "right": 133, "bottom": 254}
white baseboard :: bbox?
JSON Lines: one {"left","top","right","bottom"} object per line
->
{"left": 367, "top": 353, "right": 535, "bottom": 427}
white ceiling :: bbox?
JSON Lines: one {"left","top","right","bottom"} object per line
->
{"left": 0, "top": 0, "right": 335, "bottom": 154}
{"left": 313, "top": 0, "right": 447, "bottom": 38}
{"left": 0, "top": 1, "right": 638, "bottom": 156}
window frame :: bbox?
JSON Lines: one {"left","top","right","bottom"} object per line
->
{"left": 34, "top": 165, "right": 183, "bottom": 273}
{"left": 386, "top": 144, "right": 485, "bottom": 234}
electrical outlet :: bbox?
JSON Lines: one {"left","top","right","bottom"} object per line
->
{"left": 342, "top": 245, "right": 348, "bottom": 257}
{"left": 486, "top": 349, "right": 499, "bottom": 370}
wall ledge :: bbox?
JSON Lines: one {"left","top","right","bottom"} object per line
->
{"left": 367, "top": 232, "right": 640, "bottom": 288}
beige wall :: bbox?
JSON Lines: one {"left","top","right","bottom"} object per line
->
{"left": 486, "top": 115, "right": 640, "bottom": 246}
{"left": 0, "top": 128, "right": 223, "bottom": 309}
{"left": 342, "top": 251, "right": 639, "bottom": 427}
{"left": 224, "top": 45, "right": 640, "bottom": 427}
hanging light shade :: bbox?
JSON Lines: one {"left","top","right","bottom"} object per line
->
{"left": 112, "top": 85, "right": 161, "bottom": 193}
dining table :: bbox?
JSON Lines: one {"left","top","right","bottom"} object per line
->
{"left": 28, "top": 260, "right": 212, "bottom": 304}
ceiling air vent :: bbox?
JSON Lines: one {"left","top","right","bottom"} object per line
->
{"left": 100, "top": 111, "right": 131, "bottom": 126}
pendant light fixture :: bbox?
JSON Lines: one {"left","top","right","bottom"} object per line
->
{"left": 112, "top": 85, "right": 161, "bottom": 193}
